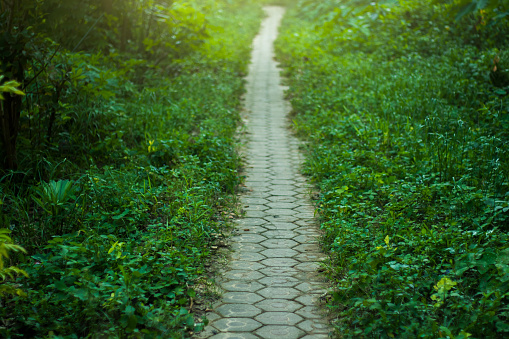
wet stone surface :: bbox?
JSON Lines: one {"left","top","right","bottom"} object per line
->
{"left": 196, "top": 6, "right": 330, "bottom": 339}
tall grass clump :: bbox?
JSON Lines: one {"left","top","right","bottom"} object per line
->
{"left": 0, "top": 0, "right": 263, "bottom": 337}
{"left": 277, "top": 0, "right": 509, "bottom": 337}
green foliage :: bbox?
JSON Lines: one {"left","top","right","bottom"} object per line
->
{"left": 277, "top": 0, "right": 509, "bottom": 337}
{"left": 0, "top": 229, "right": 28, "bottom": 298}
{"left": 1, "top": 0, "right": 264, "bottom": 337}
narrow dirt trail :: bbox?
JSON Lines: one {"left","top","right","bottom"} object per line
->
{"left": 198, "top": 7, "right": 330, "bottom": 339}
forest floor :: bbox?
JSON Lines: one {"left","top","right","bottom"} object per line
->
{"left": 196, "top": 6, "right": 332, "bottom": 339}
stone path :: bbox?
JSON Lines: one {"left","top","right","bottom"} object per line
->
{"left": 198, "top": 6, "right": 330, "bottom": 339}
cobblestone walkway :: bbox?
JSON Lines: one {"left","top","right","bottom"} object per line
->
{"left": 198, "top": 6, "right": 330, "bottom": 339}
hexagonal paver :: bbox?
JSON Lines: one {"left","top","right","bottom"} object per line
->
{"left": 265, "top": 202, "right": 299, "bottom": 209}
{"left": 267, "top": 190, "right": 297, "bottom": 197}
{"left": 295, "top": 294, "right": 319, "bottom": 305}
{"left": 259, "top": 266, "right": 299, "bottom": 277}
{"left": 260, "top": 239, "right": 298, "bottom": 249}
{"left": 262, "top": 230, "right": 298, "bottom": 239}
{"left": 216, "top": 304, "right": 262, "bottom": 318}
{"left": 229, "top": 261, "right": 265, "bottom": 271}
{"left": 244, "top": 198, "right": 270, "bottom": 205}
{"left": 297, "top": 320, "right": 329, "bottom": 333}
{"left": 295, "top": 306, "right": 323, "bottom": 319}
{"left": 230, "top": 243, "right": 266, "bottom": 253}
{"left": 255, "top": 325, "right": 305, "bottom": 339}
{"left": 293, "top": 243, "right": 320, "bottom": 253}
{"left": 231, "top": 252, "right": 266, "bottom": 262}
{"left": 255, "top": 312, "right": 303, "bottom": 325}
{"left": 254, "top": 299, "right": 303, "bottom": 312}
{"left": 244, "top": 204, "right": 270, "bottom": 211}
{"left": 235, "top": 218, "right": 267, "bottom": 226}
{"left": 258, "top": 276, "right": 299, "bottom": 287}
{"left": 263, "top": 208, "right": 297, "bottom": 216}
{"left": 223, "top": 270, "right": 265, "bottom": 281}
{"left": 294, "top": 282, "right": 325, "bottom": 293}
{"left": 244, "top": 210, "right": 268, "bottom": 218}
{"left": 209, "top": 333, "right": 259, "bottom": 339}
{"left": 236, "top": 226, "right": 267, "bottom": 234}
{"left": 263, "top": 222, "right": 299, "bottom": 230}
{"left": 300, "top": 335, "right": 329, "bottom": 339}
{"left": 260, "top": 248, "right": 298, "bottom": 258}
{"left": 222, "top": 292, "right": 264, "bottom": 304}
{"left": 294, "top": 252, "right": 323, "bottom": 262}
{"left": 266, "top": 196, "right": 297, "bottom": 203}
{"left": 220, "top": 280, "right": 264, "bottom": 293}
{"left": 257, "top": 287, "right": 300, "bottom": 299}
{"left": 294, "top": 262, "right": 321, "bottom": 272}
{"left": 263, "top": 215, "right": 298, "bottom": 223}
{"left": 292, "top": 235, "right": 318, "bottom": 244}
{"left": 260, "top": 257, "right": 299, "bottom": 267}
{"left": 231, "top": 234, "right": 267, "bottom": 243}
{"left": 212, "top": 318, "right": 262, "bottom": 332}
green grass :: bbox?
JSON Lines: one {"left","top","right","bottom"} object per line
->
{"left": 0, "top": 1, "right": 263, "bottom": 337}
{"left": 276, "top": 1, "right": 509, "bottom": 338}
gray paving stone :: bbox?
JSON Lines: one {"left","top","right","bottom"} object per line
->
{"left": 266, "top": 196, "right": 297, "bottom": 203}
{"left": 230, "top": 243, "right": 266, "bottom": 253}
{"left": 262, "top": 230, "right": 299, "bottom": 239}
{"left": 236, "top": 218, "right": 267, "bottom": 227}
{"left": 300, "top": 335, "right": 330, "bottom": 339}
{"left": 222, "top": 292, "right": 264, "bottom": 304}
{"left": 254, "top": 325, "right": 305, "bottom": 339}
{"left": 231, "top": 234, "right": 267, "bottom": 243}
{"left": 295, "top": 261, "right": 321, "bottom": 272}
{"left": 294, "top": 253, "right": 324, "bottom": 262}
{"left": 254, "top": 299, "right": 303, "bottom": 312}
{"left": 258, "top": 266, "right": 299, "bottom": 277}
{"left": 294, "top": 282, "right": 325, "bottom": 293}
{"left": 254, "top": 312, "right": 303, "bottom": 325}
{"left": 260, "top": 238, "right": 298, "bottom": 249}
{"left": 236, "top": 225, "right": 267, "bottom": 234}
{"left": 244, "top": 204, "right": 269, "bottom": 211}
{"left": 243, "top": 198, "right": 270, "bottom": 205}
{"left": 257, "top": 287, "right": 300, "bottom": 299}
{"left": 265, "top": 202, "right": 300, "bottom": 209}
{"left": 230, "top": 252, "right": 266, "bottom": 262}
{"left": 297, "top": 320, "right": 329, "bottom": 333}
{"left": 295, "top": 306, "right": 323, "bottom": 319}
{"left": 293, "top": 243, "right": 320, "bottom": 253}
{"left": 209, "top": 333, "right": 259, "bottom": 339}
{"left": 260, "top": 257, "right": 299, "bottom": 267}
{"left": 258, "top": 276, "right": 299, "bottom": 287}
{"left": 216, "top": 304, "right": 262, "bottom": 318}
{"left": 292, "top": 235, "right": 319, "bottom": 244}
{"left": 262, "top": 222, "right": 299, "bottom": 230}
{"left": 221, "top": 280, "right": 264, "bottom": 293}
{"left": 263, "top": 215, "right": 298, "bottom": 223}
{"left": 212, "top": 318, "right": 262, "bottom": 332}
{"left": 244, "top": 210, "right": 269, "bottom": 218}
{"left": 223, "top": 270, "right": 265, "bottom": 281}
{"left": 264, "top": 208, "right": 297, "bottom": 216}
{"left": 229, "top": 261, "right": 265, "bottom": 271}
{"left": 260, "top": 248, "right": 298, "bottom": 258}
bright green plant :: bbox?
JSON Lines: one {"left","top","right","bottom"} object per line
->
{"left": 0, "top": 229, "right": 28, "bottom": 297}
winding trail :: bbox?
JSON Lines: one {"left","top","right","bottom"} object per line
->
{"left": 199, "top": 7, "right": 330, "bottom": 339}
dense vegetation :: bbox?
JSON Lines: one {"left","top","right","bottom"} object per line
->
{"left": 276, "top": 0, "right": 509, "bottom": 338}
{"left": 0, "top": 0, "right": 263, "bottom": 337}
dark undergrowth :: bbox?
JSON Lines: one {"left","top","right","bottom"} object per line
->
{"left": 277, "top": 1, "right": 509, "bottom": 338}
{"left": 0, "top": 1, "right": 263, "bottom": 337}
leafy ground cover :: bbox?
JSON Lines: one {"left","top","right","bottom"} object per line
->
{"left": 276, "top": 1, "right": 509, "bottom": 338}
{"left": 0, "top": 0, "right": 263, "bottom": 337}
